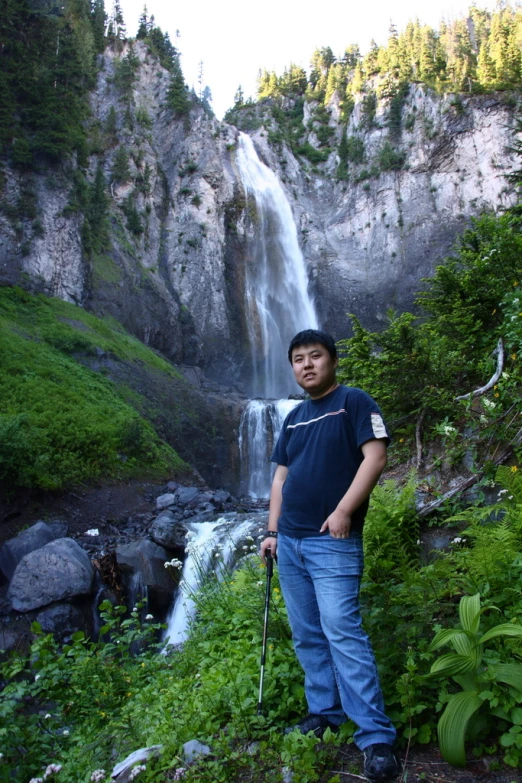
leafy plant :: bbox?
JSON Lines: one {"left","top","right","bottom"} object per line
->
{"left": 428, "top": 593, "right": 522, "bottom": 766}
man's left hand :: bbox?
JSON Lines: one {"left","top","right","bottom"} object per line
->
{"left": 320, "top": 509, "right": 352, "bottom": 538}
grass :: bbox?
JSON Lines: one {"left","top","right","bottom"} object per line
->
{"left": 0, "top": 286, "right": 187, "bottom": 491}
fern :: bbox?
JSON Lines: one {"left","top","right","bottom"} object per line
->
{"left": 364, "top": 473, "right": 419, "bottom": 583}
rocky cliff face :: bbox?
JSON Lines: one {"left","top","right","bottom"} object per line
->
{"left": 0, "top": 43, "right": 518, "bottom": 390}
{"left": 246, "top": 86, "right": 518, "bottom": 338}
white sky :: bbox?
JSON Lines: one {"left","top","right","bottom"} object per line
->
{"left": 119, "top": 0, "right": 498, "bottom": 119}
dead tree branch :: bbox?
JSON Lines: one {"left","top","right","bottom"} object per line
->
{"left": 415, "top": 408, "right": 426, "bottom": 469}
{"left": 418, "top": 426, "right": 522, "bottom": 517}
{"left": 455, "top": 338, "right": 504, "bottom": 401}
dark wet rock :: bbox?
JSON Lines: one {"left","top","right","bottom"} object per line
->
{"left": 213, "top": 489, "right": 232, "bottom": 504}
{"left": 150, "top": 512, "right": 188, "bottom": 550}
{"left": 0, "top": 521, "right": 64, "bottom": 581}
{"left": 36, "top": 601, "right": 89, "bottom": 640}
{"left": 182, "top": 509, "right": 215, "bottom": 524}
{"left": 8, "top": 538, "right": 94, "bottom": 612}
{"left": 115, "top": 540, "right": 172, "bottom": 593}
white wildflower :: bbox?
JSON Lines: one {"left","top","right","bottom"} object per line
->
{"left": 90, "top": 771, "right": 106, "bottom": 783}
{"left": 35, "top": 674, "right": 40, "bottom": 681}
{"left": 173, "top": 769, "right": 186, "bottom": 781}
{"left": 498, "top": 489, "right": 508, "bottom": 496}
{"left": 502, "top": 371, "right": 510, "bottom": 380}
{"left": 257, "top": 580, "right": 263, "bottom": 586}
{"left": 145, "top": 614, "right": 153, "bottom": 621}
{"left": 128, "top": 765, "right": 146, "bottom": 781}
{"left": 44, "top": 764, "right": 62, "bottom": 778}
{"left": 250, "top": 545, "right": 257, "bottom": 551}
{"left": 416, "top": 540, "right": 421, "bottom": 545}
{"left": 29, "top": 778, "right": 43, "bottom": 783}
{"left": 44, "top": 713, "right": 51, "bottom": 720}
{"left": 242, "top": 545, "right": 248, "bottom": 551}
{"left": 0, "top": 753, "right": 3, "bottom": 760}
{"left": 513, "top": 298, "right": 520, "bottom": 305}
{"left": 62, "top": 730, "right": 69, "bottom": 737}
{"left": 245, "top": 536, "right": 254, "bottom": 542}
{"left": 483, "top": 398, "right": 496, "bottom": 409}
{"left": 165, "top": 558, "right": 183, "bottom": 570}
{"left": 214, "top": 552, "right": 221, "bottom": 558}
{"left": 452, "top": 537, "right": 463, "bottom": 544}
{"left": 443, "top": 425, "right": 456, "bottom": 436}
{"left": 509, "top": 495, "right": 514, "bottom": 500}
{"left": 85, "top": 529, "right": 99, "bottom": 537}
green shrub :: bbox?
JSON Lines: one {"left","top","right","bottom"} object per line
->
{"left": 378, "top": 140, "right": 406, "bottom": 171}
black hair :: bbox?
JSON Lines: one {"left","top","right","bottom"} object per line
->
{"left": 288, "top": 329, "right": 337, "bottom": 363}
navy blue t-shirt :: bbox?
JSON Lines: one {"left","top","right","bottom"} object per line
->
{"left": 271, "top": 384, "right": 389, "bottom": 538}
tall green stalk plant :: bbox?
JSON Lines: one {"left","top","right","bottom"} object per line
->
{"left": 428, "top": 593, "right": 522, "bottom": 766}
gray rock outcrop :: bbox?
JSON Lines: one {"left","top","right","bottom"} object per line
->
{"left": 0, "top": 520, "right": 66, "bottom": 580}
{"left": 8, "top": 538, "right": 94, "bottom": 612}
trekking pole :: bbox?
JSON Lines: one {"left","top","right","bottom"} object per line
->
{"left": 257, "top": 548, "right": 274, "bottom": 715}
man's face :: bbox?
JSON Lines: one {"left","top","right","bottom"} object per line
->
{"left": 290, "top": 342, "right": 338, "bottom": 399}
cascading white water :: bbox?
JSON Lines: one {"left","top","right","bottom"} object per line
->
{"left": 236, "top": 133, "right": 318, "bottom": 399}
{"left": 163, "top": 517, "right": 259, "bottom": 646}
{"left": 239, "top": 398, "right": 299, "bottom": 498}
{"left": 235, "top": 133, "right": 319, "bottom": 496}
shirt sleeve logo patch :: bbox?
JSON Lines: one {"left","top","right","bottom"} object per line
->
{"left": 370, "top": 413, "right": 388, "bottom": 439}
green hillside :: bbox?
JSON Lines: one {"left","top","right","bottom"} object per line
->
{"left": 0, "top": 286, "right": 188, "bottom": 491}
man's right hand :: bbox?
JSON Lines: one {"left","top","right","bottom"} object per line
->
{"left": 260, "top": 536, "right": 277, "bottom": 563}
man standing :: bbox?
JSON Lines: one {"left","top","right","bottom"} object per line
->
{"left": 260, "top": 329, "right": 398, "bottom": 783}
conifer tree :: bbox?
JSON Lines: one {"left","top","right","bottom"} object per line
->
{"left": 91, "top": 0, "right": 106, "bottom": 52}
{"left": 166, "top": 57, "right": 190, "bottom": 117}
{"left": 137, "top": 6, "right": 148, "bottom": 39}
{"left": 477, "top": 41, "right": 496, "bottom": 88}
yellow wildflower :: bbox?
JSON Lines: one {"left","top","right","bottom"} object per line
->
{"left": 494, "top": 393, "right": 499, "bottom": 398}
{"left": 511, "top": 466, "right": 518, "bottom": 473}
{"left": 511, "top": 353, "right": 517, "bottom": 361}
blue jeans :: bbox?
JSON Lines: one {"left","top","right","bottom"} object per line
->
{"left": 278, "top": 533, "right": 396, "bottom": 749}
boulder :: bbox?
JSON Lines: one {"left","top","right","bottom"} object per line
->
{"left": 0, "top": 521, "right": 66, "bottom": 581}
{"left": 149, "top": 512, "right": 187, "bottom": 550}
{"left": 155, "top": 493, "right": 176, "bottom": 510}
{"left": 116, "top": 540, "right": 172, "bottom": 593}
{"left": 182, "top": 740, "right": 211, "bottom": 763}
{"left": 36, "top": 602, "right": 88, "bottom": 640}
{"left": 8, "top": 538, "right": 94, "bottom": 612}
{"left": 176, "top": 486, "right": 200, "bottom": 506}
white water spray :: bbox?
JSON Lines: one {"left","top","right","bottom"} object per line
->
{"left": 235, "top": 133, "right": 318, "bottom": 399}
{"left": 163, "top": 518, "right": 258, "bottom": 646}
{"left": 239, "top": 398, "right": 299, "bottom": 498}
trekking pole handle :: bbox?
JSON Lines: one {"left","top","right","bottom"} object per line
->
{"left": 266, "top": 548, "right": 274, "bottom": 577}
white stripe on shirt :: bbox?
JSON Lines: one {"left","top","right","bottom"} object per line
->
{"left": 286, "top": 408, "right": 346, "bottom": 429}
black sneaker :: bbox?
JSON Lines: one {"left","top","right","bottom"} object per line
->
{"left": 363, "top": 743, "right": 398, "bottom": 782}
{"left": 283, "top": 713, "right": 340, "bottom": 737}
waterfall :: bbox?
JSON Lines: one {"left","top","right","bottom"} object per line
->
{"left": 235, "top": 133, "right": 318, "bottom": 496}
{"left": 163, "top": 517, "right": 259, "bottom": 647}
{"left": 235, "top": 133, "right": 318, "bottom": 399}
{"left": 239, "top": 398, "right": 300, "bottom": 498}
